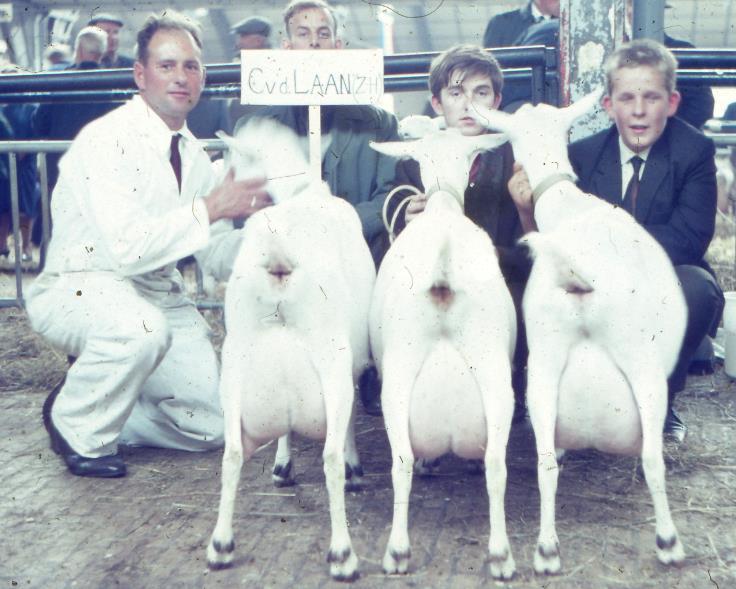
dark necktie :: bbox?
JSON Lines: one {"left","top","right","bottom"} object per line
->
{"left": 623, "top": 155, "right": 643, "bottom": 216}
{"left": 170, "top": 134, "right": 182, "bottom": 192}
{"left": 468, "top": 154, "right": 482, "bottom": 185}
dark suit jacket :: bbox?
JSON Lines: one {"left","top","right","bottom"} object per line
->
{"left": 568, "top": 117, "right": 717, "bottom": 268}
{"left": 387, "top": 143, "right": 531, "bottom": 283}
{"left": 482, "top": 2, "right": 535, "bottom": 48}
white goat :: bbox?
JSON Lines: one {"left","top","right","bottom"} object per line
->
{"left": 370, "top": 128, "right": 517, "bottom": 580}
{"left": 471, "top": 95, "right": 687, "bottom": 573}
{"left": 206, "top": 119, "right": 376, "bottom": 582}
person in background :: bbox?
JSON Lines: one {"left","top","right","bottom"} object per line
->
{"left": 482, "top": 0, "right": 560, "bottom": 49}
{"left": 224, "top": 17, "right": 274, "bottom": 139}
{"left": 87, "top": 13, "right": 135, "bottom": 68}
{"left": 0, "top": 65, "right": 40, "bottom": 265}
{"left": 33, "top": 27, "right": 121, "bottom": 197}
{"left": 26, "top": 11, "right": 270, "bottom": 478}
{"left": 232, "top": 15, "right": 272, "bottom": 52}
{"left": 43, "top": 43, "right": 73, "bottom": 71}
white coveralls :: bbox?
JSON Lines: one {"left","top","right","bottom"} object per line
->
{"left": 26, "top": 96, "right": 241, "bottom": 458}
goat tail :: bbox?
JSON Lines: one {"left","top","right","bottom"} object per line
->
{"left": 524, "top": 232, "right": 594, "bottom": 295}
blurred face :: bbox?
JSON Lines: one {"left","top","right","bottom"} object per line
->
{"left": 283, "top": 7, "right": 342, "bottom": 50}
{"left": 134, "top": 29, "right": 205, "bottom": 131}
{"left": 237, "top": 33, "right": 269, "bottom": 50}
{"left": 431, "top": 70, "right": 501, "bottom": 136}
{"left": 95, "top": 20, "right": 121, "bottom": 56}
{"left": 603, "top": 65, "right": 680, "bottom": 153}
{"left": 534, "top": 0, "right": 561, "bottom": 17}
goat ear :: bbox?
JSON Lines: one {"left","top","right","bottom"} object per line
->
{"left": 471, "top": 132, "right": 509, "bottom": 152}
{"left": 215, "top": 130, "right": 241, "bottom": 155}
{"left": 369, "top": 140, "right": 417, "bottom": 159}
{"left": 467, "top": 103, "right": 511, "bottom": 133}
{"left": 561, "top": 90, "right": 603, "bottom": 127}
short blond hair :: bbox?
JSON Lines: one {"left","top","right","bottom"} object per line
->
{"left": 604, "top": 39, "right": 678, "bottom": 95}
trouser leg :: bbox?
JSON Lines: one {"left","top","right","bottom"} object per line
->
{"left": 120, "top": 304, "right": 224, "bottom": 451}
{"left": 668, "top": 265, "right": 724, "bottom": 400}
{"left": 26, "top": 273, "right": 171, "bottom": 458}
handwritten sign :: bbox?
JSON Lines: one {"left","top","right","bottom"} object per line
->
{"left": 240, "top": 49, "right": 384, "bottom": 106}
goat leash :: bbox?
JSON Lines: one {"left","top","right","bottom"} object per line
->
{"left": 382, "top": 184, "right": 422, "bottom": 243}
{"left": 531, "top": 173, "right": 577, "bottom": 206}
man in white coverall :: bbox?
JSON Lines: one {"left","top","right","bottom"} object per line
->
{"left": 26, "top": 11, "right": 271, "bottom": 478}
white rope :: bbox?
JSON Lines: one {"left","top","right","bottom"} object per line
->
{"left": 382, "top": 184, "right": 422, "bottom": 243}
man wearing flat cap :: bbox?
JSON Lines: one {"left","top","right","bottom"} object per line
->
{"left": 88, "top": 13, "right": 135, "bottom": 68}
{"left": 232, "top": 15, "right": 272, "bottom": 54}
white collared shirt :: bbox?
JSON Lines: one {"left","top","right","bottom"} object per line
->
{"left": 531, "top": 2, "right": 553, "bottom": 21}
{"left": 618, "top": 137, "right": 651, "bottom": 200}
{"left": 42, "top": 95, "right": 240, "bottom": 302}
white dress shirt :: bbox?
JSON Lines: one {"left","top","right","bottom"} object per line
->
{"left": 42, "top": 95, "right": 240, "bottom": 304}
{"left": 618, "top": 137, "right": 651, "bottom": 201}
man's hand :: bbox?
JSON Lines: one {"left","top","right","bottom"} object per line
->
{"left": 204, "top": 168, "right": 272, "bottom": 224}
{"left": 405, "top": 192, "right": 428, "bottom": 224}
{"left": 508, "top": 162, "right": 537, "bottom": 233}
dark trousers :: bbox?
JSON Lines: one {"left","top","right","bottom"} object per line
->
{"left": 668, "top": 264, "right": 724, "bottom": 401}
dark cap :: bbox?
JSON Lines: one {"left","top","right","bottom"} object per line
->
{"left": 231, "top": 15, "right": 272, "bottom": 37}
{"left": 88, "top": 13, "right": 124, "bottom": 27}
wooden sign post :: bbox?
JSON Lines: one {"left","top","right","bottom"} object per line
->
{"left": 240, "top": 49, "right": 384, "bottom": 183}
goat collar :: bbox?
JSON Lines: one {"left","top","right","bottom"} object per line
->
{"left": 531, "top": 173, "right": 577, "bottom": 205}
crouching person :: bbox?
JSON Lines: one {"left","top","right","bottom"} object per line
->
{"left": 26, "top": 11, "right": 271, "bottom": 478}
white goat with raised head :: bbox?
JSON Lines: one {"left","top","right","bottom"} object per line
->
{"left": 206, "top": 118, "right": 375, "bottom": 582}
{"left": 471, "top": 95, "right": 687, "bottom": 573}
{"left": 370, "top": 127, "right": 517, "bottom": 581}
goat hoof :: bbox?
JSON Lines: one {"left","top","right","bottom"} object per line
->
{"left": 533, "top": 542, "right": 561, "bottom": 575}
{"left": 489, "top": 548, "right": 516, "bottom": 580}
{"left": 382, "top": 546, "right": 411, "bottom": 575}
{"left": 272, "top": 460, "right": 296, "bottom": 487}
{"left": 656, "top": 534, "right": 685, "bottom": 567}
{"left": 206, "top": 537, "right": 235, "bottom": 570}
{"left": 328, "top": 547, "right": 359, "bottom": 582}
{"left": 345, "top": 463, "right": 365, "bottom": 492}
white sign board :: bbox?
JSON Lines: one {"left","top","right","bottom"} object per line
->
{"left": 240, "top": 49, "right": 384, "bottom": 106}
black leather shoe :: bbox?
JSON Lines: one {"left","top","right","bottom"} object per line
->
{"left": 358, "top": 366, "right": 382, "bottom": 417}
{"left": 43, "top": 377, "right": 126, "bottom": 478}
{"left": 663, "top": 408, "right": 687, "bottom": 443}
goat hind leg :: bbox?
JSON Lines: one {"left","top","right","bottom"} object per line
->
{"left": 474, "top": 354, "right": 516, "bottom": 581}
{"left": 627, "top": 367, "right": 684, "bottom": 566}
{"left": 207, "top": 388, "right": 256, "bottom": 570}
{"left": 321, "top": 352, "right": 359, "bottom": 581}
{"left": 380, "top": 352, "right": 421, "bottom": 575}
{"left": 527, "top": 346, "right": 567, "bottom": 575}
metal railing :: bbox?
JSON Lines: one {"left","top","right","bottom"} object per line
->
{"left": 1, "top": 45, "right": 735, "bottom": 308}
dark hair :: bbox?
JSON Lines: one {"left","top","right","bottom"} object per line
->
{"left": 604, "top": 39, "right": 677, "bottom": 95}
{"left": 135, "top": 10, "right": 203, "bottom": 64}
{"left": 429, "top": 44, "right": 504, "bottom": 99}
{"left": 282, "top": 0, "right": 337, "bottom": 37}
